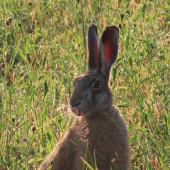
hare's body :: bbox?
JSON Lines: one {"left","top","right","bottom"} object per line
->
{"left": 39, "top": 25, "right": 130, "bottom": 170}
{"left": 39, "top": 106, "right": 129, "bottom": 170}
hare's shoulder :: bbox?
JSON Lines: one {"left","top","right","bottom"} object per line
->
{"left": 110, "top": 105, "right": 126, "bottom": 121}
{"left": 106, "top": 106, "right": 128, "bottom": 133}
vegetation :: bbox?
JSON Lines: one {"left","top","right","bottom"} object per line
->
{"left": 0, "top": 0, "right": 170, "bottom": 169}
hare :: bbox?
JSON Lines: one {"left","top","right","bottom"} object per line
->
{"left": 38, "top": 24, "right": 130, "bottom": 170}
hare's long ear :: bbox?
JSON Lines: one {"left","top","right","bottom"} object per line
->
{"left": 98, "top": 26, "right": 119, "bottom": 77}
{"left": 88, "top": 24, "right": 98, "bottom": 70}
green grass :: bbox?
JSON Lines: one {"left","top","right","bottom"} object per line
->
{"left": 0, "top": 0, "right": 170, "bottom": 169}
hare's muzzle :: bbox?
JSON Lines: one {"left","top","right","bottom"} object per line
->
{"left": 70, "top": 105, "right": 84, "bottom": 116}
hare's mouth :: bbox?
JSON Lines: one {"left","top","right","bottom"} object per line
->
{"left": 70, "top": 106, "right": 84, "bottom": 116}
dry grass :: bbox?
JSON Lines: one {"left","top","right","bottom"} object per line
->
{"left": 0, "top": 0, "right": 170, "bottom": 169}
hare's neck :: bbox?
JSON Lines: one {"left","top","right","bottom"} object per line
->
{"left": 79, "top": 110, "right": 112, "bottom": 129}
{"left": 86, "top": 106, "right": 114, "bottom": 120}
{"left": 78, "top": 106, "right": 119, "bottom": 130}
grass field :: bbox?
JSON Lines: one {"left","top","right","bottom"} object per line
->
{"left": 0, "top": 0, "right": 170, "bottom": 169}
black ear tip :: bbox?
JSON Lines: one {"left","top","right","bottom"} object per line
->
{"left": 88, "top": 24, "right": 97, "bottom": 32}
{"left": 90, "top": 24, "right": 97, "bottom": 27}
{"left": 105, "top": 25, "right": 119, "bottom": 34}
{"left": 102, "top": 25, "right": 119, "bottom": 43}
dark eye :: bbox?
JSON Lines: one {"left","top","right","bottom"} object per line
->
{"left": 92, "top": 81, "right": 101, "bottom": 90}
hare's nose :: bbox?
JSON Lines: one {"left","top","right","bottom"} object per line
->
{"left": 70, "top": 90, "right": 82, "bottom": 107}
{"left": 71, "top": 101, "right": 81, "bottom": 107}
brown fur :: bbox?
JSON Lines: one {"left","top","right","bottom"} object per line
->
{"left": 38, "top": 75, "right": 130, "bottom": 170}
{"left": 39, "top": 108, "right": 129, "bottom": 170}
{"left": 38, "top": 25, "right": 130, "bottom": 170}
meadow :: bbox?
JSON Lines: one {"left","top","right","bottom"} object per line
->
{"left": 0, "top": 0, "right": 170, "bottom": 169}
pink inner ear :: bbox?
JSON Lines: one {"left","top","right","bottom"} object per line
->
{"left": 104, "top": 39, "right": 112, "bottom": 66}
{"left": 102, "top": 26, "right": 119, "bottom": 67}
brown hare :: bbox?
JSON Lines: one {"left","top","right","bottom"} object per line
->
{"left": 38, "top": 24, "right": 130, "bottom": 170}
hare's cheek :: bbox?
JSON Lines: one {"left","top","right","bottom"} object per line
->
{"left": 85, "top": 90, "right": 93, "bottom": 103}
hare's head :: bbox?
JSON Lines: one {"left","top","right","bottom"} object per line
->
{"left": 70, "top": 24, "right": 119, "bottom": 116}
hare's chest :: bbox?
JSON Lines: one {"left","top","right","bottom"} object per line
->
{"left": 75, "top": 120, "right": 116, "bottom": 152}
{"left": 73, "top": 122, "right": 116, "bottom": 169}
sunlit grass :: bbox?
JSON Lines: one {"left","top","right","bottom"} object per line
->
{"left": 0, "top": 0, "right": 170, "bottom": 169}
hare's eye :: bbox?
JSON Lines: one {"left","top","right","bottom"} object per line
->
{"left": 92, "top": 81, "right": 101, "bottom": 90}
